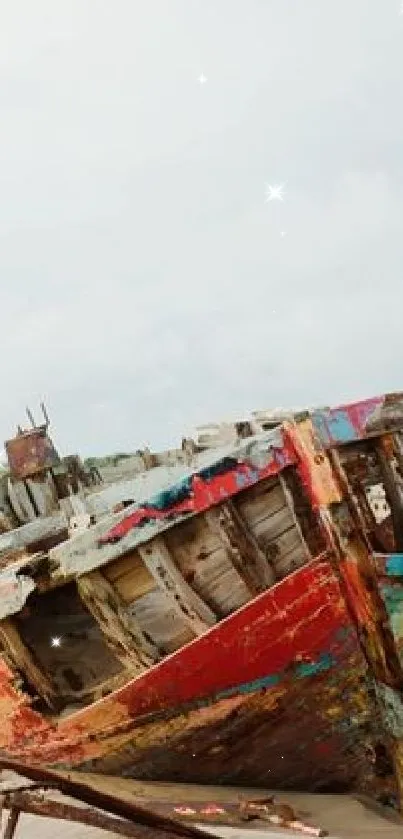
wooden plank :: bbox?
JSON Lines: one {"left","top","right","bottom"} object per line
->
{"left": 129, "top": 590, "right": 195, "bottom": 653}
{"left": 0, "top": 617, "right": 57, "bottom": 707}
{"left": 77, "top": 571, "right": 159, "bottom": 673}
{"left": 246, "top": 505, "right": 293, "bottom": 543}
{"left": 104, "top": 551, "right": 156, "bottom": 603}
{"left": 0, "top": 792, "right": 163, "bottom": 839}
{"left": 236, "top": 481, "right": 285, "bottom": 528}
{"left": 190, "top": 548, "right": 250, "bottom": 616}
{"left": 263, "top": 525, "right": 305, "bottom": 565}
{"left": 166, "top": 517, "right": 250, "bottom": 617}
{"left": 0, "top": 758, "right": 219, "bottom": 839}
{"left": 165, "top": 518, "right": 222, "bottom": 581}
{"left": 272, "top": 544, "right": 307, "bottom": 579}
{"left": 279, "top": 475, "right": 311, "bottom": 562}
{"left": 137, "top": 537, "right": 216, "bottom": 635}
{"left": 205, "top": 501, "right": 274, "bottom": 595}
{"left": 0, "top": 513, "right": 67, "bottom": 554}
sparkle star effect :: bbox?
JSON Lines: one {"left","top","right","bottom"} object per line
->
{"left": 198, "top": 73, "right": 207, "bottom": 85}
{"left": 265, "top": 183, "right": 285, "bottom": 202}
{"left": 51, "top": 636, "right": 62, "bottom": 648}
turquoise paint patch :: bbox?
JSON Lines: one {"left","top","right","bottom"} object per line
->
{"left": 380, "top": 584, "right": 403, "bottom": 618}
{"left": 313, "top": 410, "right": 357, "bottom": 445}
{"left": 386, "top": 555, "right": 403, "bottom": 577}
{"left": 216, "top": 673, "right": 281, "bottom": 701}
{"left": 295, "top": 652, "right": 336, "bottom": 678}
{"left": 213, "top": 652, "right": 336, "bottom": 704}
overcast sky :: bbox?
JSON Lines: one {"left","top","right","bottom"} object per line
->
{"left": 1, "top": 1, "right": 403, "bottom": 455}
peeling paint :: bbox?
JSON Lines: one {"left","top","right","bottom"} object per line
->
{"left": 0, "top": 568, "right": 35, "bottom": 618}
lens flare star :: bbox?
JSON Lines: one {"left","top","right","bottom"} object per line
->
{"left": 265, "top": 183, "right": 286, "bottom": 202}
{"left": 51, "top": 636, "right": 62, "bottom": 648}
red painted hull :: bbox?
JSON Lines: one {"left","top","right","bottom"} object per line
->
{"left": 0, "top": 558, "right": 389, "bottom": 800}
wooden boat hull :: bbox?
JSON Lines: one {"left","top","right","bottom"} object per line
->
{"left": 0, "top": 557, "right": 394, "bottom": 803}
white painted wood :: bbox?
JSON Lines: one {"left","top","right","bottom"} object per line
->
{"left": 0, "top": 513, "right": 67, "bottom": 554}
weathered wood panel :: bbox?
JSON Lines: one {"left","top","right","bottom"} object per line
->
{"left": 77, "top": 571, "right": 158, "bottom": 672}
{"left": 236, "top": 480, "right": 285, "bottom": 528}
{"left": 205, "top": 501, "right": 274, "bottom": 594}
{"left": 0, "top": 514, "right": 67, "bottom": 554}
{"left": 190, "top": 549, "right": 251, "bottom": 616}
{"left": 234, "top": 476, "right": 308, "bottom": 581}
{"left": 164, "top": 518, "right": 223, "bottom": 581}
{"left": 138, "top": 538, "right": 216, "bottom": 635}
{"left": 165, "top": 517, "right": 250, "bottom": 616}
{"left": 0, "top": 618, "right": 57, "bottom": 707}
{"left": 104, "top": 551, "right": 156, "bottom": 604}
{"left": 128, "top": 589, "right": 195, "bottom": 654}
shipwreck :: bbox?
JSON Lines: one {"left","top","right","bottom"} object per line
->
{"left": 0, "top": 395, "right": 402, "bottom": 812}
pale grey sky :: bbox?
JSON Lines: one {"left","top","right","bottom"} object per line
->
{"left": 1, "top": 1, "right": 403, "bottom": 455}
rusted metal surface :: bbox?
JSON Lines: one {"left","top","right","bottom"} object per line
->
{"left": 5, "top": 427, "right": 60, "bottom": 480}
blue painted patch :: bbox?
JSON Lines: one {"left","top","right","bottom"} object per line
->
{"left": 213, "top": 652, "right": 336, "bottom": 704}
{"left": 295, "top": 652, "right": 336, "bottom": 678}
{"left": 312, "top": 410, "right": 357, "bottom": 446}
{"left": 147, "top": 477, "right": 192, "bottom": 510}
{"left": 235, "top": 472, "right": 249, "bottom": 489}
{"left": 380, "top": 584, "right": 403, "bottom": 618}
{"left": 385, "top": 555, "right": 403, "bottom": 577}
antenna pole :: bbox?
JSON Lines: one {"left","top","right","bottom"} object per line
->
{"left": 26, "top": 407, "right": 36, "bottom": 428}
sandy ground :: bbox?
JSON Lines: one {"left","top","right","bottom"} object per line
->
{"left": 1, "top": 773, "right": 401, "bottom": 839}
